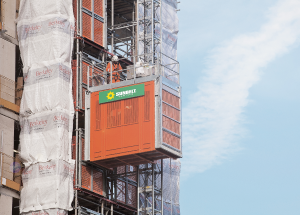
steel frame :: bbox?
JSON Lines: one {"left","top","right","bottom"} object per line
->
{"left": 138, "top": 162, "right": 163, "bottom": 215}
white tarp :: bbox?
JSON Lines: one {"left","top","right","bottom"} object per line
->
{"left": 21, "top": 209, "right": 68, "bottom": 215}
{"left": 18, "top": 0, "right": 74, "bottom": 21}
{"left": 19, "top": 110, "right": 73, "bottom": 166}
{"left": 17, "top": 15, "right": 74, "bottom": 72}
{"left": 20, "top": 61, "right": 73, "bottom": 115}
{"left": 18, "top": 0, "right": 75, "bottom": 214}
{"left": 20, "top": 160, "right": 74, "bottom": 212}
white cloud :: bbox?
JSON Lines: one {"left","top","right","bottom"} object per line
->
{"left": 182, "top": 0, "right": 300, "bottom": 177}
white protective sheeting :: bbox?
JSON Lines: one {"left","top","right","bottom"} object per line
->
{"left": 20, "top": 160, "right": 74, "bottom": 212}
{"left": 18, "top": 0, "right": 75, "bottom": 213}
{"left": 18, "top": 0, "right": 74, "bottom": 21}
{"left": 17, "top": 15, "right": 75, "bottom": 74}
{"left": 161, "top": 1, "right": 179, "bottom": 34}
{"left": 21, "top": 209, "right": 68, "bottom": 215}
{"left": 19, "top": 110, "right": 73, "bottom": 165}
{"left": 20, "top": 61, "right": 73, "bottom": 115}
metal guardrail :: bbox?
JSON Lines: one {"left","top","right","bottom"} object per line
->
{"left": 87, "top": 52, "right": 180, "bottom": 90}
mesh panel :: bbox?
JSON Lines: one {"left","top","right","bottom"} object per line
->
{"left": 117, "top": 166, "right": 126, "bottom": 174}
{"left": 128, "top": 166, "right": 137, "bottom": 182}
{"left": 162, "top": 90, "right": 180, "bottom": 109}
{"left": 94, "top": 0, "right": 103, "bottom": 16}
{"left": 163, "top": 202, "right": 172, "bottom": 215}
{"left": 162, "top": 103, "right": 180, "bottom": 122}
{"left": 94, "top": 19, "right": 103, "bottom": 46}
{"left": 81, "top": 165, "right": 92, "bottom": 190}
{"left": 82, "top": 62, "right": 91, "bottom": 85}
{"left": 93, "top": 169, "right": 103, "bottom": 195}
{"left": 82, "top": 0, "right": 92, "bottom": 10}
{"left": 117, "top": 180, "right": 126, "bottom": 204}
{"left": 163, "top": 159, "right": 171, "bottom": 203}
{"left": 171, "top": 159, "right": 180, "bottom": 205}
{"left": 82, "top": 13, "right": 91, "bottom": 40}
{"left": 162, "top": 116, "right": 180, "bottom": 135}
{"left": 128, "top": 184, "right": 137, "bottom": 208}
{"left": 163, "top": 131, "right": 180, "bottom": 150}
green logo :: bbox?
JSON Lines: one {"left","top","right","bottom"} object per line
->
{"left": 99, "top": 84, "right": 145, "bottom": 104}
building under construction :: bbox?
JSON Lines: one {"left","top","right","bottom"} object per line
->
{"left": 0, "top": 0, "right": 181, "bottom": 214}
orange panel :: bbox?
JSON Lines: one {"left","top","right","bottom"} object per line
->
{"left": 90, "top": 81, "right": 155, "bottom": 161}
{"left": 94, "top": 19, "right": 103, "bottom": 46}
{"left": 82, "top": 13, "right": 92, "bottom": 40}
{"left": 163, "top": 131, "right": 181, "bottom": 150}
{"left": 94, "top": 0, "right": 103, "bottom": 16}
{"left": 82, "top": 0, "right": 92, "bottom": 10}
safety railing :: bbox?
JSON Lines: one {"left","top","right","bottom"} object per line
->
{"left": 86, "top": 52, "right": 180, "bottom": 90}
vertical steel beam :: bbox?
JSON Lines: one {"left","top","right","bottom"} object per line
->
{"left": 75, "top": 0, "right": 81, "bottom": 214}
{"left": 151, "top": 0, "right": 154, "bottom": 64}
{"left": 111, "top": 0, "right": 114, "bottom": 55}
{"left": 137, "top": 166, "right": 140, "bottom": 215}
{"left": 92, "top": 0, "right": 94, "bottom": 41}
{"left": 161, "top": 159, "right": 164, "bottom": 215}
{"left": 152, "top": 164, "right": 155, "bottom": 214}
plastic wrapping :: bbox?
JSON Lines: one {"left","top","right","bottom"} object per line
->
{"left": 19, "top": 110, "right": 73, "bottom": 165}
{"left": 20, "top": 61, "right": 73, "bottom": 115}
{"left": 21, "top": 209, "right": 68, "bottom": 215}
{"left": 17, "top": 15, "right": 74, "bottom": 69}
{"left": 18, "top": 0, "right": 75, "bottom": 213}
{"left": 18, "top": 0, "right": 74, "bottom": 21}
{"left": 20, "top": 160, "right": 74, "bottom": 212}
{"left": 161, "top": 1, "right": 179, "bottom": 34}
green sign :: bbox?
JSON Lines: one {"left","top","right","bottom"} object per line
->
{"left": 99, "top": 84, "right": 145, "bottom": 104}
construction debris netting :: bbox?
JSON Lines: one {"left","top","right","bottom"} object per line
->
{"left": 162, "top": 159, "right": 181, "bottom": 215}
{"left": 17, "top": 0, "right": 75, "bottom": 214}
{"left": 138, "top": 0, "right": 179, "bottom": 84}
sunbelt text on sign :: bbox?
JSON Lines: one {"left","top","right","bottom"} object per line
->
{"left": 99, "top": 84, "right": 145, "bottom": 104}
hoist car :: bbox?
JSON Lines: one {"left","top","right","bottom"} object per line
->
{"left": 84, "top": 75, "right": 182, "bottom": 168}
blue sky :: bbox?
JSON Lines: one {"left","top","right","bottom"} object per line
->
{"left": 178, "top": 0, "right": 300, "bottom": 214}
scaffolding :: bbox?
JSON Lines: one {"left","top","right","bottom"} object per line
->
{"left": 72, "top": 0, "right": 180, "bottom": 214}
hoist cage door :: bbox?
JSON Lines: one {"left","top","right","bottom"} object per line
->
{"left": 85, "top": 76, "right": 182, "bottom": 168}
